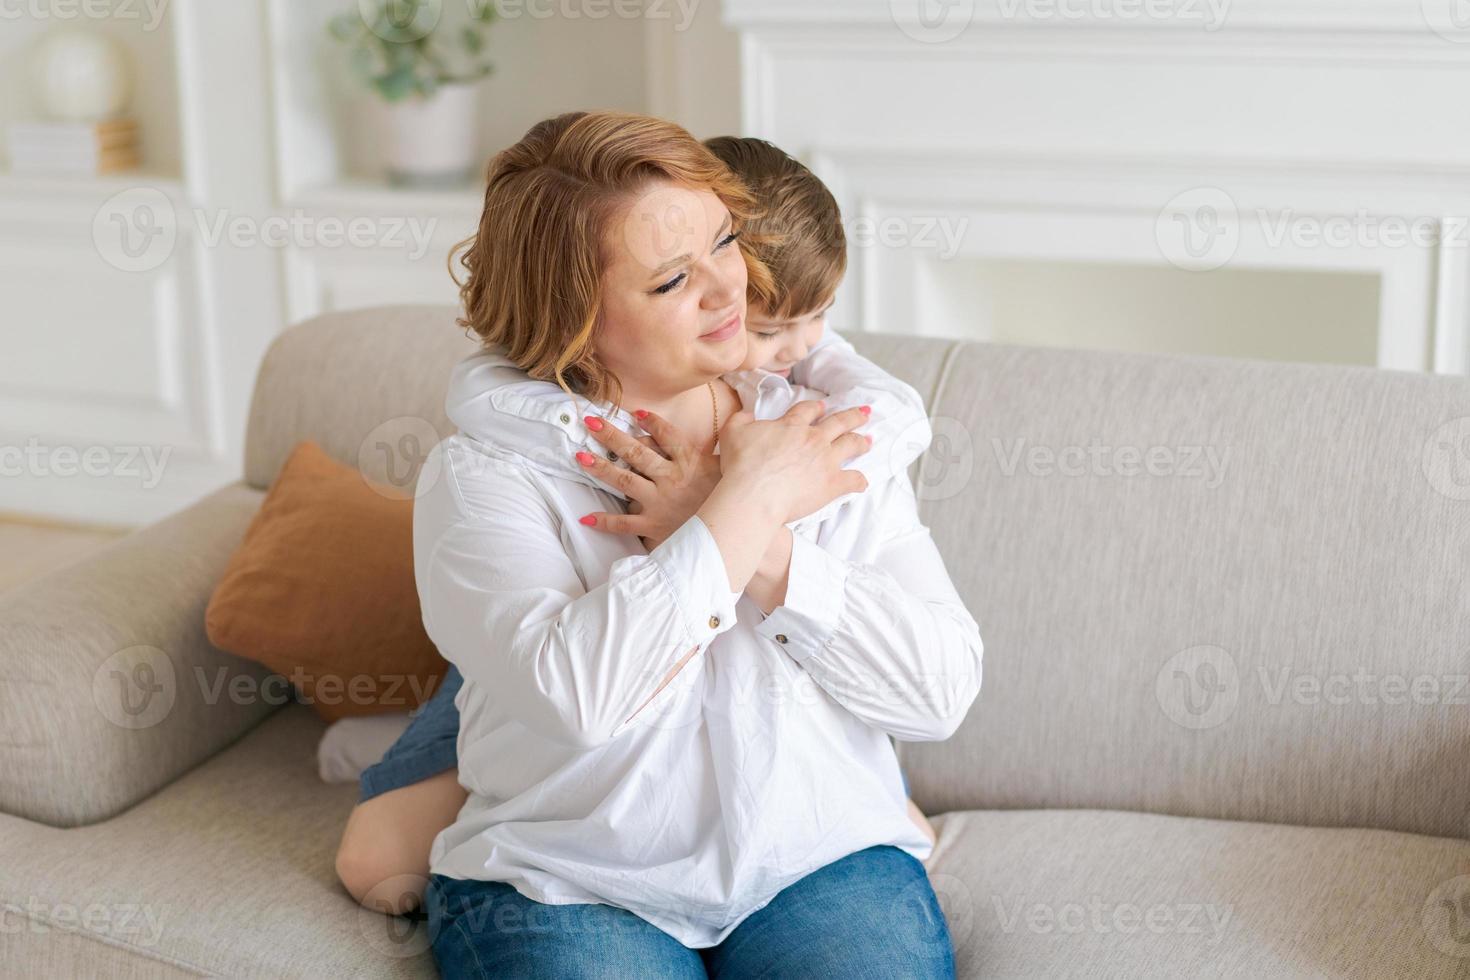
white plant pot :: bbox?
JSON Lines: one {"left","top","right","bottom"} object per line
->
{"left": 376, "top": 81, "right": 481, "bottom": 188}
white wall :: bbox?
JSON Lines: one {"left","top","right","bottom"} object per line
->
{"left": 6, "top": 0, "right": 1470, "bottom": 527}
{"left": 726, "top": 0, "right": 1470, "bottom": 373}
{"left": 0, "top": 0, "right": 746, "bottom": 527}
{"left": 644, "top": 1, "right": 742, "bottom": 140}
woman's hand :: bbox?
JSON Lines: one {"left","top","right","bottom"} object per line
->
{"left": 573, "top": 412, "right": 722, "bottom": 551}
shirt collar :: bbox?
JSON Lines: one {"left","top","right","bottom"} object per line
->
{"left": 447, "top": 347, "right": 800, "bottom": 500}
{"left": 722, "top": 367, "right": 792, "bottom": 421}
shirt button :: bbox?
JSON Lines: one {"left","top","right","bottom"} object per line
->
{"left": 559, "top": 412, "right": 571, "bottom": 424}
{"left": 608, "top": 451, "right": 618, "bottom": 461}
{"left": 775, "top": 633, "right": 788, "bottom": 644}
{"left": 708, "top": 615, "right": 720, "bottom": 629}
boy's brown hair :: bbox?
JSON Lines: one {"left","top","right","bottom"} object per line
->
{"left": 450, "top": 111, "right": 776, "bottom": 410}
{"left": 703, "top": 136, "right": 846, "bottom": 321}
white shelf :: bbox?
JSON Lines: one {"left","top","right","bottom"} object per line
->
{"left": 284, "top": 177, "right": 482, "bottom": 218}
{"left": 0, "top": 168, "right": 183, "bottom": 200}
{"left": 0, "top": 9, "right": 183, "bottom": 181}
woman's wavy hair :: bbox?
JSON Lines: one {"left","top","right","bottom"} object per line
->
{"left": 449, "top": 111, "right": 776, "bottom": 410}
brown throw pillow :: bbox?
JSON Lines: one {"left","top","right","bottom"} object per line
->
{"left": 205, "top": 440, "right": 447, "bottom": 722}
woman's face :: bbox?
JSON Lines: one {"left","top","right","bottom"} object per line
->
{"left": 595, "top": 179, "right": 750, "bottom": 399}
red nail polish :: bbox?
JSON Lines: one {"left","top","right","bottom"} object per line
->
{"left": 579, "top": 514, "right": 597, "bottom": 526}
{"left": 575, "top": 451, "right": 595, "bottom": 466}
{"left": 584, "top": 416, "right": 604, "bottom": 431}
{"left": 859, "top": 405, "right": 871, "bottom": 415}
{"left": 634, "top": 409, "right": 649, "bottom": 419}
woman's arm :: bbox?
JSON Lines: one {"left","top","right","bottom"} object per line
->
{"left": 417, "top": 447, "right": 753, "bottom": 750}
{"left": 744, "top": 476, "right": 983, "bottom": 742}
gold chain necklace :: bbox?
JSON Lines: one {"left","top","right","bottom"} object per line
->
{"left": 707, "top": 381, "right": 719, "bottom": 452}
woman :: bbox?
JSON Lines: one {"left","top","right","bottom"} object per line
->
{"left": 414, "top": 110, "right": 983, "bottom": 977}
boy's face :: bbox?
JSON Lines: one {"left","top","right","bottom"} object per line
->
{"left": 739, "top": 298, "right": 833, "bottom": 376}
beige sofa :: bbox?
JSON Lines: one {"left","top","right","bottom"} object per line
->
{"left": 2, "top": 305, "right": 1468, "bottom": 978}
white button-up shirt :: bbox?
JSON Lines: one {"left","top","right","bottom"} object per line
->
{"left": 419, "top": 329, "right": 983, "bottom": 948}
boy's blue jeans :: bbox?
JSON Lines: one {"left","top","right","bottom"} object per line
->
{"left": 425, "top": 843, "right": 955, "bottom": 978}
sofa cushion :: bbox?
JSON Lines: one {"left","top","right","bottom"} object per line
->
{"left": 926, "top": 807, "right": 1470, "bottom": 978}
{"left": 205, "top": 441, "right": 448, "bottom": 722}
{"left": 0, "top": 703, "right": 435, "bottom": 978}
{"left": 0, "top": 482, "right": 280, "bottom": 828}
{"left": 3, "top": 700, "right": 1464, "bottom": 978}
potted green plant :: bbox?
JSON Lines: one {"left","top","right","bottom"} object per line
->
{"left": 327, "top": 0, "right": 496, "bottom": 187}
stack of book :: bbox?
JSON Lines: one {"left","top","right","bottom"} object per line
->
{"left": 6, "top": 117, "right": 141, "bottom": 176}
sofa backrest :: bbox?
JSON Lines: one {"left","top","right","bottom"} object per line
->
{"left": 882, "top": 337, "right": 1470, "bottom": 842}
{"left": 244, "top": 305, "right": 481, "bottom": 493}
{"left": 247, "top": 307, "right": 1470, "bottom": 841}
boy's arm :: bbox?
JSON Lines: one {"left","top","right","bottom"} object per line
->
{"left": 792, "top": 328, "right": 933, "bottom": 486}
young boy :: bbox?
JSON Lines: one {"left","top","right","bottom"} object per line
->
{"left": 334, "top": 137, "right": 938, "bottom": 916}
{"left": 704, "top": 135, "right": 938, "bottom": 847}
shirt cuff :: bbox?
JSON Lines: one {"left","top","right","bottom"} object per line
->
{"left": 754, "top": 533, "right": 850, "bottom": 663}
{"left": 649, "top": 514, "right": 742, "bottom": 651}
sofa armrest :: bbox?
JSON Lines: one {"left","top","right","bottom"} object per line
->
{"left": 0, "top": 482, "right": 281, "bottom": 827}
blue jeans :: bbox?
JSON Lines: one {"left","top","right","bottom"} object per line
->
{"left": 425, "top": 844, "right": 955, "bottom": 978}
{"left": 357, "top": 666, "right": 464, "bottom": 802}
{"left": 362, "top": 664, "right": 915, "bottom": 800}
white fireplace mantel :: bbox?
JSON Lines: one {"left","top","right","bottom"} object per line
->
{"left": 723, "top": 0, "right": 1470, "bottom": 374}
